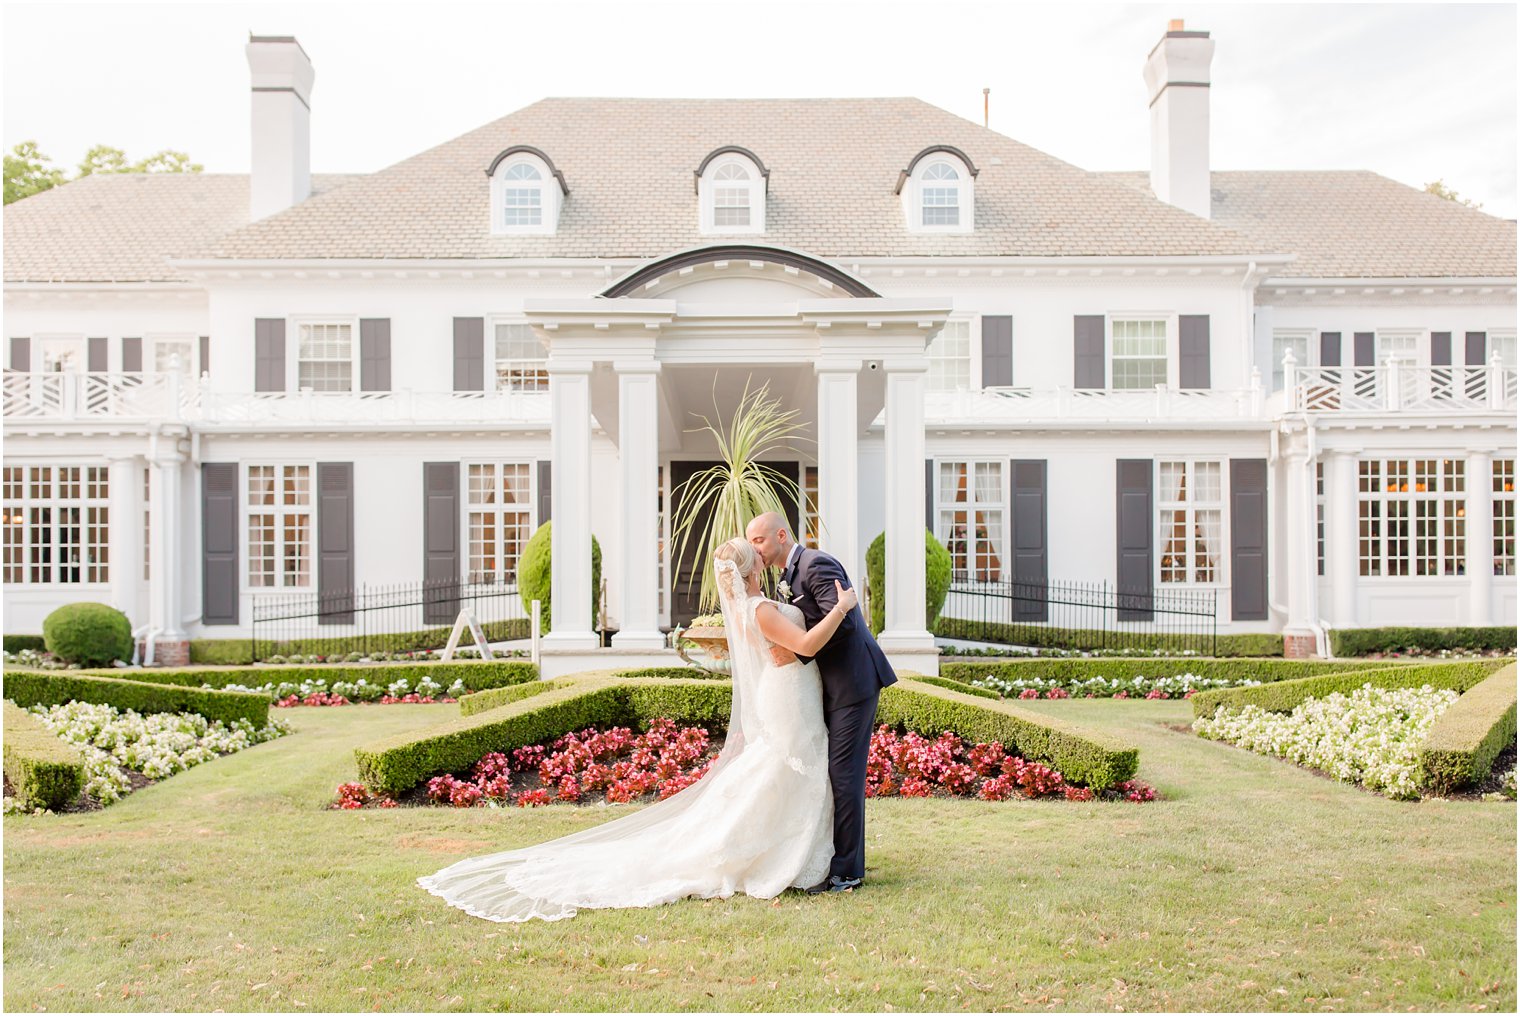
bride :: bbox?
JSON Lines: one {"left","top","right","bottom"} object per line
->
{"left": 416, "top": 536, "right": 858, "bottom": 923}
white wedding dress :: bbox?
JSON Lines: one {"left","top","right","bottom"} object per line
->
{"left": 416, "top": 563, "right": 834, "bottom": 923}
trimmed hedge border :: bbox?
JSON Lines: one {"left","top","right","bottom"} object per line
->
{"left": 2, "top": 670, "right": 270, "bottom": 727}
{"left": 3, "top": 635, "right": 46, "bottom": 654}
{"left": 940, "top": 658, "right": 1388, "bottom": 688}
{"left": 458, "top": 680, "right": 572, "bottom": 717}
{"left": 187, "top": 620, "right": 535, "bottom": 665}
{"left": 3, "top": 700, "right": 86, "bottom": 810}
{"left": 935, "top": 620, "right": 1283, "bottom": 657}
{"left": 908, "top": 675, "right": 1002, "bottom": 700}
{"left": 356, "top": 674, "right": 1140, "bottom": 795}
{"left": 38, "top": 660, "right": 540, "bottom": 694}
{"left": 615, "top": 666, "right": 723, "bottom": 680}
{"left": 1418, "top": 664, "right": 1518, "bottom": 793}
{"left": 1189, "top": 659, "right": 1512, "bottom": 720}
{"left": 1329, "top": 626, "right": 1518, "bottom": 657}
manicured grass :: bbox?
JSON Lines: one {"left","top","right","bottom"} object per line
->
{"left": 3, "top": 697, "right": 1514, "bottom": 1012}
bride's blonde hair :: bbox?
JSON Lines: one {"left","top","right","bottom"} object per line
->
{"left": 712, "top": 537, "right": 756, "bottom": 579}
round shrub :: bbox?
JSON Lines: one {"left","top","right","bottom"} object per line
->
{"left": 519, "top": 521, "right": 603, "bottom": 635}
{"left": 865, "top": 530, "right": 952, "bottom": 636}
{"left": 41, "top": 602, "right": 133, "bottom": 666}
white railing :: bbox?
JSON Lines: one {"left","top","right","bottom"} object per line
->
{"left": 4, "top": 370, "right": 193, "bottom": 420}
{"left": 1284, "top": 351, "right": 1516, "bottom": 415}
{"left": 956, "top": 375, "right": 1267, "bottom": 422}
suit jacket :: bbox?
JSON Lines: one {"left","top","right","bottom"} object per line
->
{"left": 780, "top": 546, "right": 897, "bottom": 713}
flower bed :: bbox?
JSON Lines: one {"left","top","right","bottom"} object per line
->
{"left": 214, "top": 675, "right": 464, "bottom": 706}
{"left": 2, "top": 701, "right": 291, "bottom": 813}
{"left": 1192, "top": 684, "right": 1459, "bottom": 799}
{"left": 970, "top": 672, "right": 1259, "bottom": 701}
{"left": 334, "top": 718, "right": 1156, "bottom": 809}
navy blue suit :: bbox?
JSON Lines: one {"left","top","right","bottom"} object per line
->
{"left": 780, "top": 545, "right": 896, "bottom": 880}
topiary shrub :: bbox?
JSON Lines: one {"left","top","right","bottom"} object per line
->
{"left": 41, "top": 602, "right": 132, "bottom": 666}
{"left": 865, "top": 529, "right": 952, "bottom": 636}
{"left": 518, "top": 521, "right": 603, "bottom": 635}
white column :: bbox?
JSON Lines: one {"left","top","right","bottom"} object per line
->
{"left": 815, "top": 360, "right": 860, "bottom": 583}
{"left": 544, "top": 359, "right": 598, "bottom": 649}
{"left": 878, "top": 360, "right": 934, "bottom": 660}
{"left": 149, "top": 445, "right": 186, "bottom": 641}
{"left": 611, "top": 360, "right": 663, "bottom": 649}
{"left": 107, "top": 456, "right": 141, "bottom": 626}
{"left": 1280, "top": 428, "right": 1317, "bottom": 654}
{"left": 1326, "top": 449, "right": 1359, "bottom": 627}
{"left": 1466, "top": 450, "right": 1495, "bottom": 626}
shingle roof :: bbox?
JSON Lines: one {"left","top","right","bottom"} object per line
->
{"left": 2, "top": 172, "right": 363, "bottom": 282}
{"left": 1105, "top": 169, "right": 1517, "bottom": 279}
{"left": 194, "top": 97, "right": 1274, "bottom": 262}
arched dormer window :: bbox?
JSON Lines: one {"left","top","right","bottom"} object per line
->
{"left": 486, "top": 146, "right": 568, "bottom": 236}
{"left": 897, "top": 146, "right": 977, "bottom": 234}
{"left": 696, "top": 148, "right": 767, "bottom": 235}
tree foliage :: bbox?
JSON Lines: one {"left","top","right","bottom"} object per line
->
{"left": 1423, "top": 179, "right": 1483, "bottom": 210}
{"left": 4, "top": 140, "right": 202, "bottom": 204}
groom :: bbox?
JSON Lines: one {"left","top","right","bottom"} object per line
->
{"left": 745, "top": 511, "right": 897, "bottom": 894}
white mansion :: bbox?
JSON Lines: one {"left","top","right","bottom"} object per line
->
{"left": 3, "top": 28, "right": 1515, "bottom": 675}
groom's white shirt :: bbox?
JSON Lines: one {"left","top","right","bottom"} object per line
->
{"left": 782, "top": 542, "right": 803, "bottom": 577}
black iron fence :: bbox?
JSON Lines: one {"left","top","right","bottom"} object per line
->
{"left": 934, "top": 578, "right": 1218, "bottom": 655}
{"left": 250, "top": 579, "right": 531, "bottom": 661}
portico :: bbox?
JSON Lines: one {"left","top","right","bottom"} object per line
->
{"left": 526, "top": 246, "right": 950, "bottom": 677}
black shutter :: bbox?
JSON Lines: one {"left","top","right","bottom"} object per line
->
{"left": 9, "top": 337, "right": 29, "bottom": 371}
{"left": 1353, "top": 332, "right": 1375, "bottom": 367}
{"left": 423, "top": 462, "right": 460, "bottom": 624}
{"left": 201, "top": 463, "right": 239, "bottom": 626}
{"left": 254, "top": 319, "right": 285, "bottom": 391}
{"left": 359, "top": 318, "right": 392, "bottom": 392}
{"left": 1466, "top": 331, "right": 1487, "bottom": 365}
{"left": 981, "top": 315, "right": 1012, "bottom": 388}
{"left": 87, "top": 337, "right": 108, "bottom": 372}
{"left": 199, "top": 335, "right": 210, "bottom": 376}
{"left": 1074, "top": 315, "right": 1105, "bottom": 388}
{"left": 1230, "top": 458, "right": 1268, "bottom": 621}
{"left": 453, "top": 317, "right": 485, "bottom": 391}
{"left": 1011, "top": 459, "right": 1048, "bottom": 622}
{"left": 925, "top": 459, "right": 934, "bottom": 531}
{"left": 121, "top": 337, "right": 143, "bottom": 373}
{"left": 1431, "top": 332, "right": 1452, "bottom": 366}
{"left": 317, "top": 462, "right": 355, "bottom": 624}
{"left": 537, "top": 460, "right": 552, "bottom": 525}
{"left": 1115, "top": 459, "right": 1153, "bottom": 621}
{"left": 1319, "top": 332, "right": 1341, "bottom": 368}
{"left": 1179, "top": 315, "right": 1211, "bottom": 389}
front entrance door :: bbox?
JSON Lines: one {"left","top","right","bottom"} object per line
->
{"left": 668, "top": 459, "right": 800, "bottom": 626}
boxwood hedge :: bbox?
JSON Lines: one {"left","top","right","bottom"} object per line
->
{"left": 940, "top": 657, "right": 1386, "bottom": 688}
{"left": 1189, "top": 659, "right": 1511, "bottom": 720}
{"left": 3, "top": 700, "right": 86, "bottom": 811}
{"left": 2, "top": 670, "right": 270, "bottom": 727}
{"left": 1329, "top": 626, "right": 1518, "bottom": 657}
{"left": 39, "top": 660, "right": 540, "bottom": 694}
{"left": 355, "top": 674, "right": 1140, "bottom": 795}
{"left": 1417, "top": 664, "right": 1518, "bottom": 793}
{"left": 3, "top": 635, "right": 46, "bottom": 654}
{"left": 936, "top": 621, "right": 1284, "bottom": 658}
{"left": 458, "top": 679, "right": 572, "bottom": 717}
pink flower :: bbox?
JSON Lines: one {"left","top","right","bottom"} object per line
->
{"left": 1044, "top": 687, "right": 1070, "bottom": 699}
{"left": 517, "top": 789, "right": 552, "bottom": 807}
{"left": 898, "top": 778, "right": 934, "bottom": 798}
{"left": 1018, "top": 688, "right": 1041, "bottom": 700}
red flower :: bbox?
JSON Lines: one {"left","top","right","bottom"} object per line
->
{"left": 977, "top": 775, "right": 1015, "bottom": 801}
{"left": 1018, "top": 688, "right": 1041, "bottom": 700}
{"left": 517, "top": 789, "right": 552, "bottom": 808}
{"left": 898, "top": 778, "right": 934, "bottom": 798}
{"left": 1062, "top": 786, "right": 1094, "bottom": 802}
{"left": 1044, "top": 687, "right": 1070, "bottom": 700}
{"left": 967, "top": 741, "right": 1006, "bottom": 777}
{"left": 1112, "top": 690, "right": 1129, "bottom": 699}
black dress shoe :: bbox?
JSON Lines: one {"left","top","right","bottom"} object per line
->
{"left": 805, "top": 874, "right": 863, "bottom": 895}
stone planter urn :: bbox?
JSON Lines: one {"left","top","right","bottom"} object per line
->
{"left": 672, "top": 626, "right": 731, "bottom": 674}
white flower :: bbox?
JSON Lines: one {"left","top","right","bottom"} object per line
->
{"left": 776, "top": 580, "right": 793, "bottom": 601}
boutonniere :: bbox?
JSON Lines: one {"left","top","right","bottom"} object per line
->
{"left": 776, "top": 580, "right": 793, "bottom": 601}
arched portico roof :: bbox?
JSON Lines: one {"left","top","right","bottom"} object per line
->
{"left": 599, "top": 244, "right": 881, "bottom": 298}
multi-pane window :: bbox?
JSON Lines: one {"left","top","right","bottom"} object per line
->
{"left": 1490, "top": 332, "right": 1517, "bottom": 369}
{"left": 921, "top": 162, "right": 960, "bottom": 226}
{"left": 1495, "top": 458, "right": 1516, "bottom": 577}
{"left": 712, "top": 163, "right": 752, "bottom": 227}
{"left": 466, "top": 463, "right": 533, "bottom": 586}
{"left": 247, "top": 465, "right": 312, "bottom": 588}
{"left": 1376, "top": 331, "right": 1418, "bottom": 367}
{"left": 152, "top": 338, "right": 195, "bottom": 376}
{"left": 936, "top": 461, "right": 1004, "bottom": 582}
{"left": 296, "top": 323, "right": 352, "bottom": 392}
{"left": 1315, "top": 462, "right": 1325, "bottom": 577}
{"left": 800, "top": 466, "right": 820, "bottom": 550}
{"left": 1112, "top": 319, "right": 1168, "bottom": 390}
{"left": 1157, "top": 460, "right": 1223, "bottom": 584}
{"left": 926, "top": 320, "right": 972, "bottom": 392}
{"left": 1357, "top": 458, "right": 1465, "bottom": 577}
{"left": 1273, "top": 331, "right": 1310, "bottom": 391}
{"left": 503, "top": 163, "right": 543, "bottom": 227}
{"left": 1, "top": 465, "right": 109, "bottom": 584}
{"left": 494, "top": 323, "right": 548, "bottom": 393}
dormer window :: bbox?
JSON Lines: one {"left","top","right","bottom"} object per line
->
{"left": 486, "top": 146, "right": 568, "bottom": 236}
{"left": 897, "top": 146, "right": 977, "bottom": 235}
{"left": 696, "top": 147, "right": 767, "bottom": 235}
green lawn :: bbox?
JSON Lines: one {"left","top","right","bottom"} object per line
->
{"left": 3, "top": 698, "right": 1514, "bottom": 1012}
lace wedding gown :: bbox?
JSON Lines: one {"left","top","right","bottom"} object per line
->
{"left": 416, "top": 573, "right": 834, "bottom": 923}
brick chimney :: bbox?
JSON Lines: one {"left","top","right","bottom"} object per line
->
{"left": 1142, "top": 20, "right": 1215, "bottom": 219}
{"left": 246, "top": 35, "right": 314, "bottom": 221}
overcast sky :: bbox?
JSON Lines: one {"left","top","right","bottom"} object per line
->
{"left": 4, "top": 0, "right": 1516, "bottom": 218}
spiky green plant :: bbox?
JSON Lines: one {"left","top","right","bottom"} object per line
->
{"left": 669, "top": 382, "right": 812, "bottom": 614}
